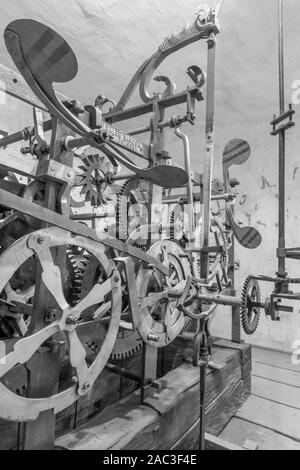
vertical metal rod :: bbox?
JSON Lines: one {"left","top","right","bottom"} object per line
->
{"left": 201, "top": 35, "right": 217, "bottom": 281}
{"left": 175, "top": 128, "right": 195, "bottom": 240}
{"left": 277, "top": 0, "right": 286, "bottom": 278}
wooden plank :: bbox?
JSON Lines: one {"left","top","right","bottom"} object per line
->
{"left": 56, "top": 347, "right": 246, "bottom": 450}
{"left": 253, "top": 347, "right": 300, "bottom": 374}
{"left": 253, "top": 362, "right": 300, "bottom": 389}
{"left": 0, "top": 420, "right": 18, "bottom": 450}
{"left": 252, "top": 376, "right": 300, "bottom": 410}
{"left": 214, "top": 338, "right": 252, "bottom": 379}
{"left": 171, "top": 419, "right": 245, "bottom": 451}
{"left": 56, "top": 393, "right": 159, "bottom": 451}
{"left": 143, "top": 349, "right": 241, "bottom": 415}
{"left": 236, "top": 396, "right": 300, "bottom": 442}
{"left": 56, "top": 351, "right": 142, "bottom": 434}
{"left": 205, "top": 433, "right": 245, "bottom": 451}
{"left": 206, "top": 380, "right": 245, "bottom": 436}
{"left": 221, "top": 418, "right": 300, "bottom": 451}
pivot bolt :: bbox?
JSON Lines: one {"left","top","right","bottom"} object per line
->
{"left": 82, "top": 382, "right": 91, "bottom": 392}
{"left": 66, "top": 317, "right": 79, "bottom": 326}
{"left": 147, "top": 334, "right": 159, "bottom": 343}
{"left": 37, "top": 237, "right": 45, "bottom": 245}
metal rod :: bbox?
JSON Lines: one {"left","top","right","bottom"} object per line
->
{"left": 277, "top": 0, "right": 286, "bottom": 279}
{"left": 127, "top": 115, "right": 189, "bottom": 136}
{"left": 198, "top": 294, "right": 241, "bottom": 308}
{"left": 201, "top": 34, "right": 217, "bottom": 281}
{"left": 175, "top": 127, "right": 194, "bottom": 239}
{"left": 105, "top": 364, "right": 141, "bottom": 383}
{"left": 127, "top": 125, "right": 151, "bottom": 136}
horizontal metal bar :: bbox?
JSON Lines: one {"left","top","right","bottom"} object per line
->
{"left": 198, "top": 294, "right": 241, "bottom": 308}
{"left": 271, "top": 121, "right": 295, "bottom": 136}
{"left": 271, "top": 107, "right": 295, "bottom": 126}
{"left": 105, "top": 364, "right": 141, "bottom": 383}
{"left": 105, "top": 87, "right": 204, "bottom": 124}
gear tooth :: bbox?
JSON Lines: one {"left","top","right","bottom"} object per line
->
{"left": 240, "top": 276, "right": 261, "bottom": 335}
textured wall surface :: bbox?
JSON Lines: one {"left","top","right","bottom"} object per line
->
{"left": 0, "top": 0, "right": 299, "bottom": 351}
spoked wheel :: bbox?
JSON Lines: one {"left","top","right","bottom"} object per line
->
{"left": 136, "top": 241, "right": 192, "bottom": 348}
{"left": 0, "top": 227, "right": 121, "bottom": 422}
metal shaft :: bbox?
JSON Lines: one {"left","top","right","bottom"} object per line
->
{"left": 175, "top": 127, "right": 194, "bottom": 239}
{"left": 201, "top": 35, "right": 216, "bottom": 281}
{"left": 278, "top": 0, "right": 286, "bottom": 278}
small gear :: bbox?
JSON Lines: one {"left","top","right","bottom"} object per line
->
{"left": 169, "top": 204, "right": 187, "bottom": 247}
{"left": 136, "top": 240, "right": 193, "bottom": 347}
{"left": 240, "top": 276, "right": 261, "bottom": 335}
{"left": 116, "top": 177, "right": 150, "bottom": 249}
{"left": 72, "top": 251, "right": 144, "bottom": 360}
{"left": 77, "top": 154, "right": 113, "bottom": 207}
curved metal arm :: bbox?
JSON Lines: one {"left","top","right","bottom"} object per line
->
{"left": 139, "top": 7, "right": 220, "bottom": 103}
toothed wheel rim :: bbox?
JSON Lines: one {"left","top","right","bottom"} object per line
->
{"left": 73, "top": 251, "right": 144, "bottom": 360}
{"left": 77, "top": 154, "right": 110, "bottom": 207}
{"left": 241, "top": 277, "right": 261, "bottom": 335}
{"left": 116, "top": 177, "right": 150, "bottom": 250}
{"left": 194, "top": 218, "right": 229, "bottom": 284}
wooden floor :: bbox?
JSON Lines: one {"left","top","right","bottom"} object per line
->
{"left": 219, "top": 347, "right": 300, "bottom": 450}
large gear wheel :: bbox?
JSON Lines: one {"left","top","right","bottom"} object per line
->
{"left": 0, "top": 227, "right": 122, "bottom": 422}
{"left": 136, "top": 240, "right": 193, "bottom": 348}
{"left": 116, "top": 177, "right": 150, "bottom": 249}
{"left": 72, "top": 251, "right": 143, "bottom": 361}
{"left": 240, "top": 276, "right": 261, "bottom": 335}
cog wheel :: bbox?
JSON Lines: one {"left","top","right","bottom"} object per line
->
{"left": 71, "top": 251, "right": 143, "bottom": 361}
{"left": 136, "top": 240, "right": 193, "bottom": 348}
{"left": 169, "top": 204, "right": 187, "bottom": 247}
{"left": 0, "top": 227, "right": 122, "bottom": 422}
{"left": 116, "top": 177, "right": 150, "bottom": 249}
{"left": 240, "top": 276, "right": 261, "bottom": 335}
{"left": 77, "top": 154, "right": 114, "bottom": 207}
{"left": 0, "top": 247, "right": 80, "bottom": 340}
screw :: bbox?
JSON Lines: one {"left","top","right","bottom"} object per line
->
{"left": 66, "top": 317, "right": 79, "bottom": 326}
{"left": 82, "top": 382, "right": 90, "bottom": 392}
{"left": 37, "top": 237, "right": 44, "bottom": 245}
